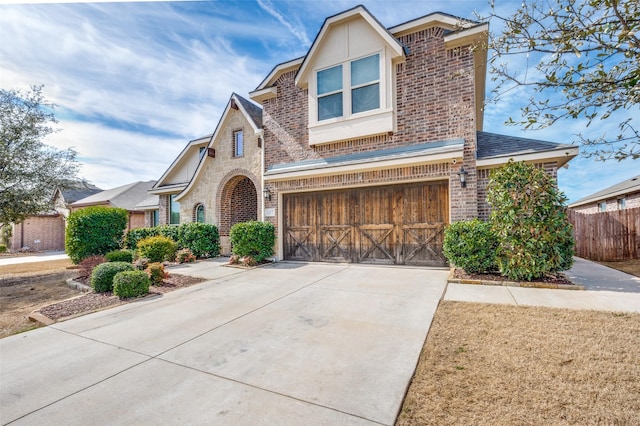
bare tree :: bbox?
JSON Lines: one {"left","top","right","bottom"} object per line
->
{"left": 483, "top": 0, "right": 639, "bottom": 160}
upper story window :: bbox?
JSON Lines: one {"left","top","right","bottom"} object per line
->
{"left": 351, "top": 54, "right": 380, "bottom": 114}
{"left": 233, "top": 130, "right": 244, "bottom": 158}
{"left": 170, "top": 194, "right": 180, "bottom": 225}
{"left": 199, "top": 146, "right": 206, "bottom": 160}
{"left": 598, "top": 202, "right": 607, "bottom": 212}
{"left": 316, "top": 54, "right": 380, "bottom": 122}
{"left": 317, "top": 65, "right": 343, "bottom": 120}
{"left": 617, "top": 198, "right": 626, "bottom": 210}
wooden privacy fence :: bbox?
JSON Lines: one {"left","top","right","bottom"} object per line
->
{"left": 568, "top": 207, "right": 640, "bottom": 261}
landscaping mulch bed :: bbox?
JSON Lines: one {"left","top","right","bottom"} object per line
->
{"left": 37, "top": 274, "right": 205, "bottom": 321}
{"left": 453, "top": 268, "right": 573, "bottom": 285}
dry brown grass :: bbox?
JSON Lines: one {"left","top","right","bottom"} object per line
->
{"left": 397, "top": 301, "right": 640, "bottom": 426}
{"left": 0, "top": 258, "right": 74, "bottom": 276}
{"left": 598, "top": 259, "right": 640, "bottom": 277}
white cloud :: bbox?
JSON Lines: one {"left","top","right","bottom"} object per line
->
{"left": 256, "top": 0, "right": 310, "bottom": 47}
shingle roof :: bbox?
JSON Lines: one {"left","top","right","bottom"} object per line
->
{"left": 58, "top": 180, "right": 102, "bottom": 204}
{"left": 72, "top": 180, "right": 156, "bottom": 211}
{"left": 267, "top": 139, "right": 464, "bottom": 174}
{"left": 135, "top": 195, "right": 159, "bottom": 210}
{"left": 569, "top": 175, "right": 640, "bottom": 208}
{"left": 476, "top": 131, "right": 574, "bottom": 159}
{"left": 234, "top": 93, "right": 262, "bottom": 129}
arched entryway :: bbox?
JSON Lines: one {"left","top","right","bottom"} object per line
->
{"left": 218, "top": 173, "right": 259, "bottom": 246}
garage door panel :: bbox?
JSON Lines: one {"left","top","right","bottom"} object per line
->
{"left": 358, "top": 225, "right": 395, "bottom": 264}
{"left": 402, "top": 224, "right": 446, "bottom": 266}
{"left": 319, "top": 225, "right": 353, "bottom": 262}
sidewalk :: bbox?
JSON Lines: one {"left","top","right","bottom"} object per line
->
{"left": 565, "top": 257, "right": 640, "bottom": 292}
{"left": 0, "top": 252, "right": 68, "bottom": 267}
{"left": 444, "top": 283, "right": 640, "bottom": 313}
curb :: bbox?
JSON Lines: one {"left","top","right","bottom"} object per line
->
{"left": 447, "top": 268, "right": 585, "bottom": 291}
{"left": 66, "top": 278, "right": 92, "bottom": 292}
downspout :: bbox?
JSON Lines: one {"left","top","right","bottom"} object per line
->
{"left": 259, "top": 129, "right": 265, "bottom": 222}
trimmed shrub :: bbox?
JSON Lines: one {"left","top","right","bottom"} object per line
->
{"left": 0, "top": 244, "right": 7, "bottom": 253}
{"left": 113, "top": 270, "right": 150, "bottom": 299}
{"left": 487, "top": 160, "right": 575, "bottom": 281}
{"left": 65, "top": 206, "right": 128, "bottom": 264}
{"left": 78, "top": 255, "right": 107, "bottom": 283}
{"left": 90, "top": 261, "right": 134, "bottom": 293}
{"left": 105, "top": 249, "right": 134, "bottom": 263}
{"left": 443, "top": 219, "right": 498, "bottom": 274}
{"left": 123, "top": 227, "right": 160, "bottom": 250}
{"left": 137, "top": 235, "right": 177, "bottom": 263}
{"left": 133, "top": 257, "right": 149, "bottom": 271}
{"left": 176, "top": 248, "right": 196, "bottom": 263}
{"left": 230, "top": 221, "right": 275, "bottom": 263}
{"left": 177, "top": 222, "right": 220, "bottom": 258}
{"left": 124, "top": 223, "right": 220, "bottom": 258}
{"left": 146, "top": 262, "right": 168, "bottom": 286}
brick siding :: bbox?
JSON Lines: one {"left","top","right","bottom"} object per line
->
{"left": 10, "top": 215, "right": 65, "bottom": 252}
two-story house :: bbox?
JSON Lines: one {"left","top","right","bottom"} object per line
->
{"left": 249, "top": 6, "right": 577, "bottom": 265}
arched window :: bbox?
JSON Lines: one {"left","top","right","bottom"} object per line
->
{"left": 195, "top": 204, "right": 205, "bottom": 223}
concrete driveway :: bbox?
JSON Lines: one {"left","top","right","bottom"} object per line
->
{"left": 1, "top": 261, "right": 448, "bottom": 426}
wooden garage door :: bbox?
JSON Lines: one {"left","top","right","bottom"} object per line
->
{"left": 283, "top": 181, "right": 448, "bottom": 266}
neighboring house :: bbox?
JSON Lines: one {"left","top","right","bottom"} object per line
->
{"left": 149, "top": 93, "right": 263, "bottom": 254}
{"left": 569, "top": 174, "right": 640, "bottom": 213}
{"left": 7, "top": 180, "right": 102, "bottom": 252}
{"left": 71, "top": 181, "right": 157, "bottom": 230}
{"left": 247, "top": 6, "right": 577, "bottom": 265}
{"left": 135, "top": 195, "right": 160, "bottom": 227}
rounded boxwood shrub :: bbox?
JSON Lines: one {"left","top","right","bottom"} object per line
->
{"left": 65, "top": 206, "right": 128, "bottom": 264}
{"left": 90, "top": 261, "right": 134, "bottom": 293}
{"left": 443, "top": 219, "right": 498, "bottom": 274}
{"left": 230, "top": 221, "right": 275, "bottom": 263}
{"left": 113, "top": 270, "right": 150, "bottom": 299}
{"left": 177, "top": 222, "right": 220, "bottom": 258}
{"left": 0, "top": 244, "right": 7, "bottom": 253}
{"left": 105, "top": 249, "right": 134, "bottom": 263}
{"left": 136, "top": 235, "right": 177, "bottom": 263}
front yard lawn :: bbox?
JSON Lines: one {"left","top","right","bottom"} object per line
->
{"left": 398, "top": 301, "right": 640, "bottom": 425}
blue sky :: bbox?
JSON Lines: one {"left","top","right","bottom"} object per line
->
{"left": 1, "top": 0, "right": 637, "bottom": 203}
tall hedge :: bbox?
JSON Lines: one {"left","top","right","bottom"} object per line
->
{"left": 177, "top": 222, "right": 220, "bottom": 258}
{"left": 230, "top": 221, "right": 275, "bottom": 262}
{"left": 487, "top": 160, "right": 574, "bottom": 281}
{"left": 65, "top": 206, "right": 128, "bottom": 264}
{"left": 123, "top": 223, "right": 219, "bottom": 258}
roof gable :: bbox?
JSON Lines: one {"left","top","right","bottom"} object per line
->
{"left": 294, "top": 5, "right": 405, "bottom": 89}
{"left": 174, "top": 93, "right": 262, "bottom": 202}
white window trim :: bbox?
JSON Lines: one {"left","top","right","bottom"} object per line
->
{"left": 233, "top": 129, "right": 244, "bottom": 158}
{"left": 308, "top": 49, "right": 394, "bottom": 145}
